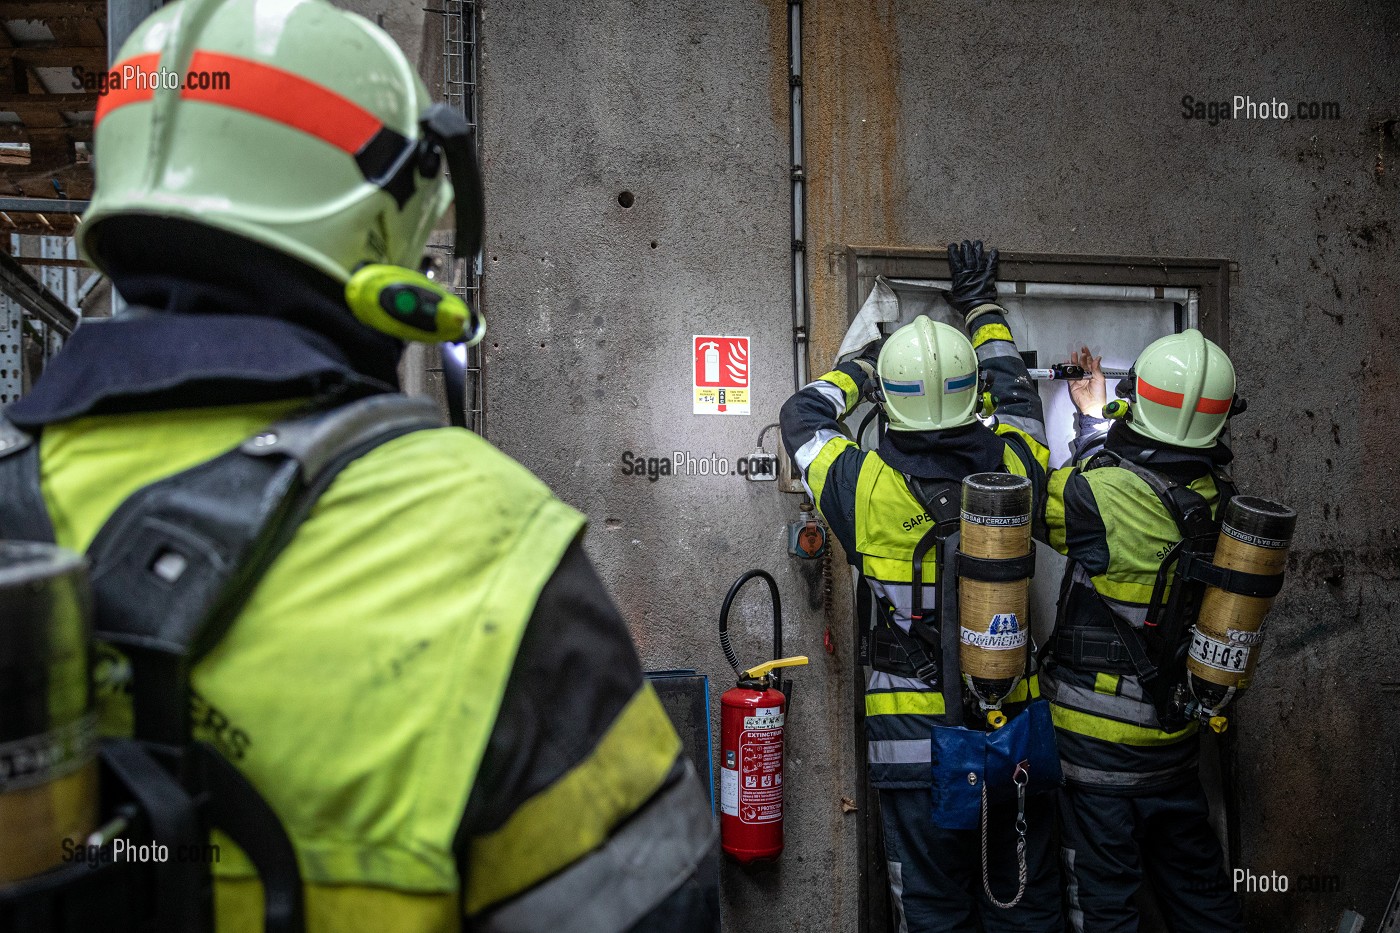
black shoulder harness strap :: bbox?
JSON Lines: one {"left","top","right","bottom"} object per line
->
{"left": 85, "top": 394, "right": 445, "bottom": 674}
{"left": 1094, "top": 452, "right": 1277, "bottom": 605}
{"left": 0, "top": 394, "right": 444, "bottom": 933}
{"left": 902, "top": 476, "right": 964, "bottom": 724}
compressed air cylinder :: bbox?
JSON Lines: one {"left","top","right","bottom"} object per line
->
{"left": 958, "top": 473, "right": 1033, "bottom": 709}
{"left": 1186, "top": 496, "right": 1296, "bottom": 711}
{"left": 0, "top": 542, "right": 97, "bottom": 883}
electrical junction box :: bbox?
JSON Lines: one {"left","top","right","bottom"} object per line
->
{"left": 742, "top": 450, "right": 778, "bottom": 481}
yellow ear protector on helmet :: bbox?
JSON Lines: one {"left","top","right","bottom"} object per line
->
{"left": 346, "top": 263, "right": 484, "bottom": 344}
{"left": 1102, "top": 366, "right": 1248, "bottom": 422}
{"left": 1103, "top": 368, "right": 1136, "bottom": 421}
{"left": 346, "top": 104, "right": 486, "bottom": 346}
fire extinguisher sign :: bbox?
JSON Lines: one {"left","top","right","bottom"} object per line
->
{"left": 693, "top": 335, "right": 750, "bottom": 416}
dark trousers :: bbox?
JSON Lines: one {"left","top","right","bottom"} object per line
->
{"left": 1058, "top": 782, "right": 1244, "bottom": 933}
{"left": 879, "top": 787, "right": 1064, "bottom": 933}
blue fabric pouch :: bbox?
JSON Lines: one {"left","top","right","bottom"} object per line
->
{"left": 929, "top": 698, "right": 1062, "bottom": 830}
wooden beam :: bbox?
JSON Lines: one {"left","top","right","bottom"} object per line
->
{"left": 3, "top": 253, "right": 88, "bottom": 269}
{"left": 0, "top": 91, "right": 98, "bottom": 108}
{"left": 0, "top": 248, "right": 79, "bottom": 336}
{"left": 1, "top": 3, "right": 98, "bottom": 21}
{"left": 3, "top": 46, "right": 107, "bottom": 67}
{"left": 0, "top": 220, "right": 79, "bottom": 237}
{"left": 0, "top": 126, "right": 93, "bottom": 142}
{"left": 0, "top": 197, "right": 89, "bottom": 213}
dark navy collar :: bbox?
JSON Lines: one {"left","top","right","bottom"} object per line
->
{"left": 4, "top": 313, "right": 389, "bottom": 429}
{"left": 877, "top": 420, "right": 1009, "bottom": 482}
{"left": 1104, "top": 420, "right": 1233, "bottom": 481}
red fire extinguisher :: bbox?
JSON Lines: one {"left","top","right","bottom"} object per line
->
{"left": 718, "top": 570, "right": 808, "bottom": 865}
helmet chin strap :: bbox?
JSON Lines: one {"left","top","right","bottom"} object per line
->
{"left": 418, "top": 103, "right": 485, "bottom": 262}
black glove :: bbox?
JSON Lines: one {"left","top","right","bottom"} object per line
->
{"left": 946, "top": 239, "right": 1000, "bottom": 323}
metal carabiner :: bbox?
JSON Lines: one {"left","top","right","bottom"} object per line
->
{"left": 1013, "top": 761, "right": 1029, "bottom": 836}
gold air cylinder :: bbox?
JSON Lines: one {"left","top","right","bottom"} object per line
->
{"left": 958, "top": 473, "right": 1032, "bottom": 707}
{"left": 0, "top": 542, "right": 97, "bottom": 884}
{"left": 1186, "top": 496, "right": 1296, "bottom": 706}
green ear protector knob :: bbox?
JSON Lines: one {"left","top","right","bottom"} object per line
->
{"left": 345, "top": 264, "right": 485, "bottom": 346}
{"left": 1102, "top": 398, "right": 1131, "bottom": 420}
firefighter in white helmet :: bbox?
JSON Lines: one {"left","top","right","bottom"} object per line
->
{"left": 780, "top": 242, "right": 1062, "bottom": 932}
{"left": 1043, "top": 332, "right": 1246, "bottom": 932}
{"left": 0, "top": 0, "right": 717, "bottom": 929}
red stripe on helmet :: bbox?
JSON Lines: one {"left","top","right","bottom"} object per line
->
{"left": 1194, "top": 394, "right": 1232, "bottom": 415}
{"left": 184, "top": 51, "right": 382, "bottom": 154}
{"left": 1138, "top": 378, "right": 1231, "bottom": 414}
{"left": 93, "top": 53, "right": 160, "bottom": 126}
{"left": 93, "top": 50, "right": 384, "bottom": 155}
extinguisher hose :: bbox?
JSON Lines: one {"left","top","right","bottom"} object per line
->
{"left": 719, "top": 569, "right": 782, "bottom": 679}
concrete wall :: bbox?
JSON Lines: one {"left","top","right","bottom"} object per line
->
{"left": 801, "top": 2, "right": 1398, "bottom": 929}
{"left": 466, "top": 0, "right": 1397, "bottom": 930}
{"left": 477, "top": 1, "right": 859, "bottom": 930}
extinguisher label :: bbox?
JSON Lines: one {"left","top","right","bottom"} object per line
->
{"left": 736, "top": 725, "right": 785, "bottom": 824}
{"left": 744, "top": 711, "right": 784, "bottom": 730}
{"left": 720, "top": 767, "right": 739, "bottom": 816}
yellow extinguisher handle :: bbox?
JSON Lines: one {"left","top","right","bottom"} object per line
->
{"left": 742, "top": 656, "right": 810, "bottom": 680}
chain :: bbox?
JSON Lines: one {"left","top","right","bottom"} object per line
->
{"left": 981, "top": 762, "right": 1029, "bottom": 910}
{"left": 821, "top": 544, "right": 833, "bottom": 614}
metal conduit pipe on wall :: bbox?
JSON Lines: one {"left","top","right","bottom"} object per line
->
{"left": 788, "top": 0, "right": 808, "bottom": 391}
{"left": 440, "top": 0, "right": 486, "bottom": 435}
{"left": 917, "top": 280, "right": 1194, "bottom": 304}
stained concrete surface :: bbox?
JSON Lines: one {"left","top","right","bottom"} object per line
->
{"left": 400, "top": 0, "right": 1395, "bottom": 930}
{"left": 805, "top": 1, "right": 1399, "bottom": 929}
{"left": 477, "top": 1, "right": 859, "bottom": 930}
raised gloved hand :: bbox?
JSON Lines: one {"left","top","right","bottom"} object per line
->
{"left": 946, "top": 239, "right": 1000, "bottom": 325}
